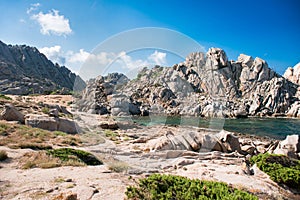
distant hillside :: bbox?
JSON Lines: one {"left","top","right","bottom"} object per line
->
{"left": 0, "top": 41, "right": 85, "bottom": 95}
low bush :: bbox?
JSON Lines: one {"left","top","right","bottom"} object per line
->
{"left": 250, "top": 153, "right": 300, "bottom": 189}
{"left": 47, "top": 148, "right": 103, "bottom": 166}
{"left": 108, "top": 161, "right": 128, "bottom": 173}
{"left": 0, "top": 94, "right": 12, "bottom": 100}
{"left": 126, "top": 174, "right": 258, "bottom": 200}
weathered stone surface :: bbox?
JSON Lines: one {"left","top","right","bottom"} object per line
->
{"left": 25, "top": 115, "right": 58, "bottom": 131}
{"left": 0, "top": 104, "right": 25, "bottom": 123}
{"left": 273, "top": 134, "right": 300, "bottom": 159}
{"left": 218, "top": 130, "right": 241, "bottom": 152}
{"left": 284, "top": 62, "right": 300, "bottom": 85}
{"left": 57, "top": 118, "right": 79, "bottom": 134}
{"left": 25, "top": 114, "right": 79, "bottom": 133}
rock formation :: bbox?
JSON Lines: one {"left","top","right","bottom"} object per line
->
{"left": 77, "top": 48, "right": 300, "bottom": 118}
{"left": 284, "top": 62, "right": 300, "bottom": 85}
{"left": 0, "top": 41, "right": 85, "bottom": 95}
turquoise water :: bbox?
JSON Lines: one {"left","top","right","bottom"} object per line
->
{"left": 130, "top": 116, "right": 300, "bottom": 140}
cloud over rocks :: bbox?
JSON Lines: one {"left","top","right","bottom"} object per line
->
{"left": 148, "top": 50, "right": 167, "bottom": 66}
{"left": 39, "top": 45, "right": 168, "bottom": 78}
{"left": 30, "top": 9, "right": 72, "bottom": 36}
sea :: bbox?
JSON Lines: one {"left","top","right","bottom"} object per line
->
{"left": 129, "top": 116, "right": 300, "bottom": 140}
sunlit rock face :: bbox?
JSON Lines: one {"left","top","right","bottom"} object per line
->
{"left": 79, "top": 47, "right": 300, "bottom": 118}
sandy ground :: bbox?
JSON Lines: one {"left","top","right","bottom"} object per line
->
{"left": 0, "top": 147, "right": 128, "bottom": 200}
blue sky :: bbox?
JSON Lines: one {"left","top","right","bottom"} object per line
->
{"left": 0, "top": 0, "right": 299, "bottom": 77}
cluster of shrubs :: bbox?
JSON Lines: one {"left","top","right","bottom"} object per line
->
{"left": 250, "top": 153, "right": 300, "bottom": 189}
{"left": 126, "top": 174, "right": 258, "bottom": 200}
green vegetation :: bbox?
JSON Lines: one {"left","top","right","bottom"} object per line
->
{"left": 104, "top": 129, "right": 119, "bottom": 141}
{"left": 0, "top": 94, "right": 12, "bottom": 100}
{"left": 126, "top": 174, "right": 258, "bottom": 200}
{"left": 41, "top": 107, "right": 49, "bottom": 114}
{"left": 47, "top": 148, "right": 103, "bottom": 166}
{"left": 0, "top": 150, "right": 8, "bottom": 161}
{"left": 250, "top": 153, "right": 300, "bottom": 189}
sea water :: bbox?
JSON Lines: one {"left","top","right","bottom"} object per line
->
{"left": 130, "top": 116, "right": 300, "bottom": 140}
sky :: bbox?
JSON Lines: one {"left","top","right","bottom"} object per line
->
{"left": 0, "top": 0, "right": 299, "bottom": 78}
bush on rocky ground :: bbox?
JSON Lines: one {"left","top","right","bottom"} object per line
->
{"left": 250, "top": 153, "right": 300, "bottom": 189}
{"left": 126, "top": 174, "right": 258, "bottom": 200}
{"left": 47, "top": 148, "right": 103, "bottom": 166}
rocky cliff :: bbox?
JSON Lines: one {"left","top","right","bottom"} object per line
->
{"left": 0, "top": 41, "right": 85, "bottom": 95}
{"left": 284, "top": 62, "right": 300, "bottom": 85}
{"left": 77, "top": 48, "right": 300, "bottom": 118}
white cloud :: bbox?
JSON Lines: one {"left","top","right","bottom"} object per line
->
{"left": 39, "top": 45, "right": 65, "bottom": 64}
{"left": 31, "top": 9, "right": 72, "bottom": 36}
{"left": 38, "top": 47, "right": 168, "bottom": 78}
{"left": 148, "top": 50, "right": 167, "bottom": 66}
{"left": 27, "top": 3, "right": 40, "bottom": 14}
{"left": 67, "top": 49, "right": 90, "bottom": 63}
{"left": 117, "top": 51, "right": 149, "bottom": 70}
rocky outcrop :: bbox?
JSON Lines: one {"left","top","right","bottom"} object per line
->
{"left": 145, "top": 129, "right": 243, "bottom": 154}
{"left": 273, "top": 134, "right": 300, "bottom": 159}
{"left": 0, "top": 104, "right": 25, "bottom": 123}
{"left": 0, "top": 41, "right": 85, "bottom": 95}
{"left": 284, "top": 62, "right": 300, "bottom": 85}
{"left": 25, "top": 114, "right": 79, "bottom": 134}
{"left": 77, "top": 48, "right": 300, "bottom": 118}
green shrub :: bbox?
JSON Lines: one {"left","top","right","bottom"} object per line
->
{"left": 0, "top": 150, "right": 8, "bottom": 161}
{"left": 126, "top": 174, "right": 258, "bottom": 200}
{"left": 41, "top": 107, "right": 49, "bottom": 114}
{"left": 47, "top": 148, "right": 103, "bottom": 166}
{"left": 250, "top": 153, "right": 300, "bottom": 189}
{"left": 0, "top": 94, "right": 12, "bottom": 100}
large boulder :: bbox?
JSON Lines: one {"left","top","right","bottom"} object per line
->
{"left": 0, "top": 104, "right": 25, "bottom": 123}
{"left": 218, "top": 130, "right": 241, "bottom": 152}
{"left": 25, "top": 114, "right": 79, "bottom": 134}
{"left": 273, "top": 134, "right": 300, "bottom": 159}
{"left": 25, "top": 115, "right": 58, "bottom": 131}
{"left": 57, "top": 118, "right": 79, "bottom": 134}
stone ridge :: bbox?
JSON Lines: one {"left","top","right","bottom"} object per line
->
{"left": 0, "top": 40, "right": 85, "bottom": 94}
{"left": 78, "top": 48, "right": 300, "bottom": 118}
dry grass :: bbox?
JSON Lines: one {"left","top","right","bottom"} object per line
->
{"left": 108, "top": 160, "right": 129, "bottom": 173}
{"left": 0, "top": 121, "right": 82, "bottom": 149}
{"left": 80, "top": 132, "right": 105, "bottom": 145}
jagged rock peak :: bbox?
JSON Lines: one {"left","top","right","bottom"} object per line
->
{"left": 284, "top": 62, "right": 300, "bottom": 85}
{"left": 206, "top": 47, "right": 228, "bottom": 68}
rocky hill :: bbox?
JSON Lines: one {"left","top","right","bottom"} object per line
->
{"left": 77, "top": 48, "right": 300, "bottom": 118}
{"left": 0, "top": 41, "right": 85, "bottom": 95}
